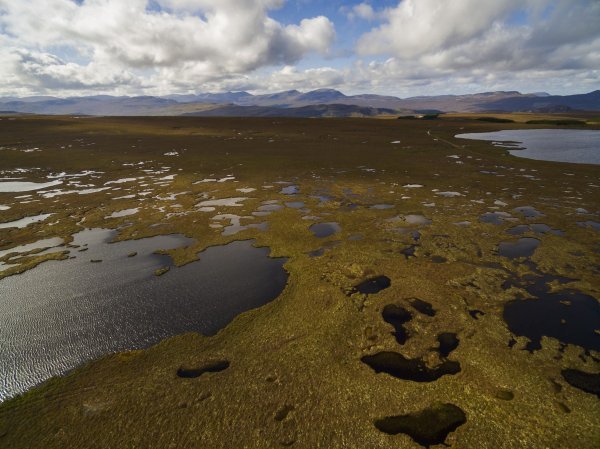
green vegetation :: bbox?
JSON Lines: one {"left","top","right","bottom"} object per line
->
{"left": 154, "top": 266, "right": 170, "bottom": 276}
{"left": 476, "top": 117, "right": 515, "bottom": 123}
{"left": 0, "top": 115, "right": 598, "bottom": 448}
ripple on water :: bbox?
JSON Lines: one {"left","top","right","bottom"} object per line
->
{"left": 0, "top": 230, "right": 288, "bottom": 401}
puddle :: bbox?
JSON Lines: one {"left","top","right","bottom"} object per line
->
{"left": 503, "top": 268, "right": 600, "bottom": 351}
{"left": 0, "top": 180, "right": 62, "bottom": 192}
{"left": 285, "top": 201, "right": 305, "bottom": 209}
{"left": 308, "top": 248, "right": 325, "bottom": 258}
{"left": 105, "top": 178, "right": 138, "bottom": 185}
{"left": 400, "top": 245, "right": 417, "bottom": 259}
{"left": 0, "top": 231, "right": 288, "bottom": 401}
{"left": 403, "top": 215, "right": 431, "bottom": 226}
{"left": 577, "top": 221, "right": 600, "bottom": 231}
{"left": 307, "top": 240, "right": 340, "bottom": 258}
{"left": 177, "top": 360, "right": 230, "bottom": 378}
{"left": 437, "top": 333, "right": 459, "bottom": 358}
{"left": 479, "top": 211, "right": 513, "bottom": 225}
{"left": 106, "top": 208, "right": 139, "bottom": 219}
{"left": 382, "top": 304, "right": 412, "bottom": 345}
{"left": 280, "top": 185, "right": 299, "bottom": 195}
{"left": 507, "top": 224, "right": 563, "bottom": 236}
{"left": 311, "top": 194, "right": 333, "bottom": 203}
{"left": 197, "top": 197, "right": 248, "bottom": 208}
{"left": 370, "top": 204, "right": 394, "bottom": 210}
{"left": 529, "top": 224, "right": 563, "bottom": 235}
{"left": 375, "top": 403, "right": 467, "bottom": 447}
{"left": 351, "top": 275, "right": 391, "bottom": 295}
{"left": 38, "top": 185, "right": 114, "bottom": 198}
{"left": 0, "top": 213, "right": 52, "bottom": 229}
{"left": 514, "top": 206, "right": 543, "bottom": 219}
{"left": 410, "top": 299, "right": 436, "bottom": 317}
{"left": 194, "top": 176, "right": 235, "bottom": 184}
{"left": 469, "top": 309, "right": 485, "bottom": 320}
{"left": 310, "top": 222, "right": 341, "bottom": 238}
{"left": 361, "top": 351, "right": 460, "bottom": 382}
{"left": 436, "top": 191, "right": 463, "bottom": 198}
{"left": 506, "top": 225, "right": 529, "bottom": 235}
{"left": 257, "top": 203, "right": 283, "bottom": 213}
{"left": 212, "top": 214, "right": 268, "bottom": 236}
{"left": 561, "top": 369, "right": 600, "bottom": 398}
{"left": 497, "top": 238, "right": 540, "bottom": 259}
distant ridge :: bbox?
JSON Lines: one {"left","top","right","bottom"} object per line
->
{"left": 1, "top": 89, "right": 598, "bottom": 116}
{"left": 182, "top": 103, "right": 398, "bottom": 118}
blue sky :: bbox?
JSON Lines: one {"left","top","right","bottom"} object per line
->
{"left": 0, "top": 0, "right": 598, "bottom": 97}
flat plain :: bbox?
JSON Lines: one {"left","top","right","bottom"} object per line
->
{"left": 0, "top": 115, "right": 598, "bottom": 448}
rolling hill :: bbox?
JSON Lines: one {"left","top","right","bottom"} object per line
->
{"left": 1, "top": 89, "right": 598, "bottom": 116}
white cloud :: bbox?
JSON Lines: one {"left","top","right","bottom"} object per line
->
{"left": 0, "top": 0, "right": 597, "bottom": 97}
{"left": 344, "top": 3, "right": 378, "bottom": 21}
{"left": 356, "top": 0, "right": 600, "bottom": 73}
{"left": 263, "top": 65, "right": 345, "bottom": 91}
{"left": 357, "top": 0, "right": 520, "bottom": 57}
{"left": 0, "top": 0, "right": 334, "bottom": 94}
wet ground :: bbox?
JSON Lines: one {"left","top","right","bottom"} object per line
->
{"left": 0, "top": 115, "right": 598, "bottom": 449}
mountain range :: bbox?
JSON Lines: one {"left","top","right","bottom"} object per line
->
{"left": 1, "top": 89, "right": 598, "bottom": 117}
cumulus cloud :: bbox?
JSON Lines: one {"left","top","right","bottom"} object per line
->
{"left": 343, "top": 3, "right": 379, "bottom": 22}
{"left": 356, "top": 0, "right": 600, "bottom": 72}
{"left": 357, "top": 0, "right": 520, "bottom": 57}
{"left": 0, "top": 0, "right": 597, "bottom": 96}
{"left": 0, "top": 0, "right": 334, "bottom": 94}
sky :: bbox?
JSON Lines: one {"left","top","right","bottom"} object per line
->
{"left": 0, "top": 0, "right": 598, "bottom": 98}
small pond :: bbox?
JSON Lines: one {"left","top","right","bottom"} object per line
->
{"left": 310, "top": 222, "right": 341, "bottom": 238}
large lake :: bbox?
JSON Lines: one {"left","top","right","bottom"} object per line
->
{"left": 0, "top": 230, "right": 288, "bottom": 401}
{"left": 455, "top": 129, "right": 600, "bottom": 164}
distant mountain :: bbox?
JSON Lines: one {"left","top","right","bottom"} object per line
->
{"left": 479, "top": 90, "right": 600, "bottom": 112}
{"left": 296, "top": 88, "right": 347, "bottom": 102}
{"left": 0, "top": 95, "right": 59, "bottom": 103}
{"left": 233, "top": 89, "right": 409, "bottom": 109}
{"left": 183, "top": 103, "right": 397, "bottom": 118}
{"left": 0, "top": 96, "right": 178, "bottom": 115}
{"left": 1, "top": 89, "right": 598, "bottom": 116}
{"left": 164, "top": 91, "right": 252, "bottom": 104}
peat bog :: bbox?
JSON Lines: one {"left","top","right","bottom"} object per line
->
{"left": 0, "top": 115, "right": 599, "bottom": 448}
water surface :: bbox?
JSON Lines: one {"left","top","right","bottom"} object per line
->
{"left": 455, "top": 129, "right": 600, "bottom": 164}
{"left": 0, "top": 230, "right": 288, "bottom": 401}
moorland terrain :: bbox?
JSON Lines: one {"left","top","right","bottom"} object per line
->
{"left": 0, "top": 113, "right": 598, "bottom": 448}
